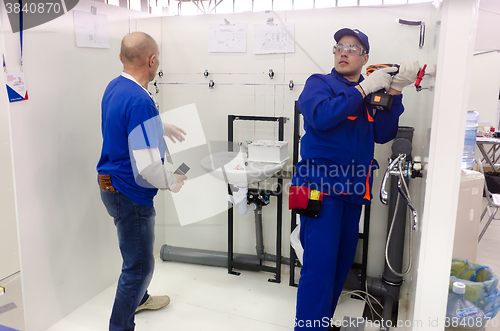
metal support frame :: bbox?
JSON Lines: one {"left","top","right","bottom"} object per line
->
{"left": 477, "top": 138, "right": 500, "bottom": 172}
{"left": 227, "top": 114, "right": 286, "bottom": 283}
{"left": 288, "top": 102, "right": 370, "bottom": 288}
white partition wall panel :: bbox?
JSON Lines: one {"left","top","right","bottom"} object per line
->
{"left": 3, "top": 1, "right": 163, "bottom": 330}
{"left": 413, "top": 1, "right": 480, "bottom": 329}
{"left": 0, "top": 5, "right": 19, "bottom": 281}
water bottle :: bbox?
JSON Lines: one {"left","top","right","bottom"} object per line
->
{"left": 462, "top": 111, "right": 479, "bottom": 169}
{"left": 445, "top": 282, "right": 486, "bottom": 331}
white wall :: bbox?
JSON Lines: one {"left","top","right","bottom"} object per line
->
{"left": 468, "top": 6, "right": 500, "bottom": 128}
{"left": 0, "top": 5, "right": 19, "bottom": 281}
{"left": 158, "top": 2, "right": 437, "bottom": 287}
{"left": 413, "top": 0, "right": 480, "bottom": 329}
{"left": 2, "top": 1, "right": 163, "bottom": 330}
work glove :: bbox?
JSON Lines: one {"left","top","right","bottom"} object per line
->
{"left": 390, "top": 60, "right": 420, "bottom": 91}
{"left": 358, "top": 67, "right": 398, "bottom": 95}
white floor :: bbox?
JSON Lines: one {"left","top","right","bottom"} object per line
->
{"left": 2, "top": 200, "right": 500, "bottom": 331}
{"left": 47, "top": 260, "right": 298, "bottom": 331}
{"left": 0, "top": 258, "right": 372, "bottom": 331}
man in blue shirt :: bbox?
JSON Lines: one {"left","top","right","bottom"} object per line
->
{"left": 97, "top": 32, "right": 187, "bottom": 331}
{"left": 292, "top": 28, "right": 418, "bottom": 330}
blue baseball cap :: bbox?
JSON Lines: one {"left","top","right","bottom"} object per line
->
{"left": 334, "top": 28, "right": 370, "bottom": 54}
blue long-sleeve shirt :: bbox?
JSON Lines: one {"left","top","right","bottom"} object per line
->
{"left": 292, "top": 68, "right": 404, "bottom": 204}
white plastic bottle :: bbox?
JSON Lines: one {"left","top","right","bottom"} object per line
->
{"left": 462, "top": 111, "right": 479, "bottom": 169}
{"left": 445, "top": 282, "right": 486, "bottom": 331}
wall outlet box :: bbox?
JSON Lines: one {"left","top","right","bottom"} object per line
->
{"left": 247, "top": 140, "right": 288, "bottom": 163}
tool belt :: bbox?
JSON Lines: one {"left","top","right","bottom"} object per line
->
{"left": 289, "top": 185, "right": 324, "bottom": 218}
{"left": 98, "top": 174, "right": 116, "bottom": 192}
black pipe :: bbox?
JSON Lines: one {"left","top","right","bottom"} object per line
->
{"left": 381, "top": 294, "right": 395, "bottom": 331}
{"left": 344, "top": 127, "right": 415, "bottom": 328}
{"left": 255, "top": 206, "right": 265, "bottom": 258}
{"left": 380, "top": 127, "right": 415, "bottom": 324}
{"left": 382, "top": 176, "right": 408, "bottom": 287}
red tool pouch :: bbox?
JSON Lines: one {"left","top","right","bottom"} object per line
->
{"left": 289, "top": 186, "right": 324, "bottom": 218}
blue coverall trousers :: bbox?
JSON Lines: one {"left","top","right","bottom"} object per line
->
{"left": 295, "top": 195, "right": 362, "bottom": 330}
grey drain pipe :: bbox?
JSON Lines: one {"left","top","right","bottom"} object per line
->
{"left": 345, "top": 127, "right": 415, "bottom": 330}
{"left": 161, "top": 205, "right": 290, "bottom": 268}
{"left": 255, "top": 206, "right": 291, "bottom": 265}
{"left": 377, "top": 127, "right": 415, "bottom": 330}
{"left": 362, "top": 176, "right": 409, "bottom": 331}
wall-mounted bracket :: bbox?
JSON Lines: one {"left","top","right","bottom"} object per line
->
{"left": 399, "top": 19, "right": 425, "bottom": 49}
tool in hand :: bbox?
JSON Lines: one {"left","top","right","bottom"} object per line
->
{"left": 366, "top": 63, "right": 427, "bottom": 110}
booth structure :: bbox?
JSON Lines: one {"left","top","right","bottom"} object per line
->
{"left": 0, "top": 1, "right": 491, "bottom": 330}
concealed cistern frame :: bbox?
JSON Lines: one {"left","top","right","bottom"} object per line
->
{"left": 227, "top": 114, "right": 287, "bottom": 283}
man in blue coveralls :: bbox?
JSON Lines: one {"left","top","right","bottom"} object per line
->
{"left": 97, "top": 32, "right": 187, "bottom": 331}
{"left": 292, "top": 28, "right": 419, "bottom": 330}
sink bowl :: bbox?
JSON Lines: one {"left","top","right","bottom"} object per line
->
{"left": 200, "top": 151, "right": 286, "bottom": 186}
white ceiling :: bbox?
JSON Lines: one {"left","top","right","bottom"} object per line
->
{"left": 479, "top": 0, "right": 500, "bottom": 13}
{"left": 475, "top": 0, "right": 500, "bottom": 51}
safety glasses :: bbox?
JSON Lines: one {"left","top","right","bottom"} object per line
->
{"left": 332, "top": 43, "right": 367, "bottom": 56}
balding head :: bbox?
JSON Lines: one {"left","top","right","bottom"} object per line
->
{"left": 120, "top": 32, "right": 159, "bottom": 67}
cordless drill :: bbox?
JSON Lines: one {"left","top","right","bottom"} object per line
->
{"left": 365, "top": 63, "right": 427, "bottom": 111}
{"left": 366, "top": 64, "right": 399, "bottom": 111}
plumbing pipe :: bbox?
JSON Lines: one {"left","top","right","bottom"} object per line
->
{"left": 160, "top": 202, "right": 291, "bottom": 267}
{"left": 160, "top": 245, "right": 291, "bottom": 266}
{"left": 343, "top": 127, "right": 415, "bottom": 329}
{"left": 232, "top": 186, "right": 258, "bottom": 215}
{"left": 255, "top": 206, "right": 265, "bottom": 257}
{"left": 160, "top": 245, "right": 260, "bottom": 267}
{"left": 382, "top": 174, "right": 408, "bottom": 286}
{"left": 254, "top": 205, "right": 291, "bottom": 265}
{"left": 237, "top": 200, "right": 257, "bottom": 215}
{"left": 380, "top": 294, "right": 395, "bottom": 331}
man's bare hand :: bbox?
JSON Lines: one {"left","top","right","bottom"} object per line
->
{"left": 170, "top": 173, "right": 187, "bottom": 193}
{"left": 164, "top": 123, "right": 186, "bottom": 143}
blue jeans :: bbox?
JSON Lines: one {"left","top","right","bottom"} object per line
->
{"left": 295, "top": 196, "right": 362, "bottom": 330}
{"left": 100, "top": 189, "right": 156, "bottom": 331}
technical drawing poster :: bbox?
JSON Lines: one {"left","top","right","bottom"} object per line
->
{"left": 254, "top": 22, "right": 294, "bottom": 55}
{"left": 73, "top": 10, "right": 110, "bottom": 49}
{"left": 208, "top": 23, "right": 247, "bottom": 53}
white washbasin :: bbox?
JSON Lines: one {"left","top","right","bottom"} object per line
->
{"left": 200, "top": 151, "right": 286, "bottom": 186}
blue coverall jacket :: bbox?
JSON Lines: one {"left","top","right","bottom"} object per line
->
{"left": 292, "top": 68, "right": 405, "bottom": 205}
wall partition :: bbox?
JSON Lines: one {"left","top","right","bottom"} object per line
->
{"left": 158, "top": 3, "right": 440, "bottom": 326}
{"left": 2, "top": 1, "right": 163, "bottom": 329}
